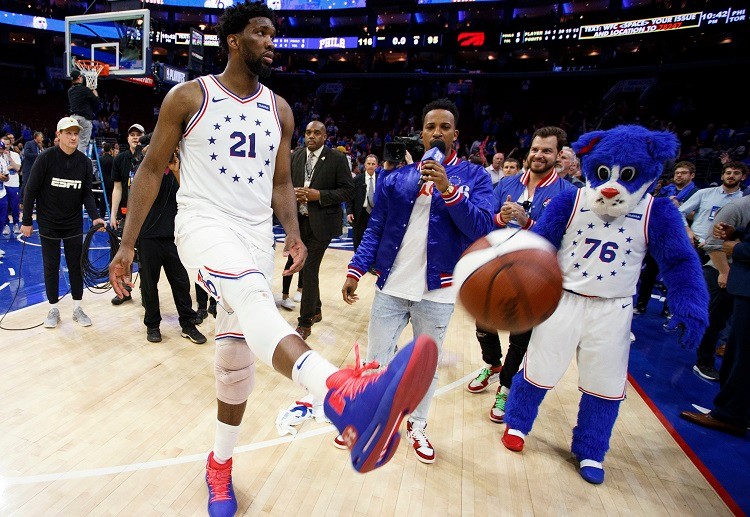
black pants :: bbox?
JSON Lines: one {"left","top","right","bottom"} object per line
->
{"left": 636, "top": 253, "right": 659, "bottom": 309}
{"left": 298, "top": 215, "right": 331, "bottom": 327}
{"left": 39, "top": 226, "right": 84, "bottom": 303}
{"left": 712, "top": 295, "right": 750, "bottom": 428}
{"left": 352, "top": 209, "right": 371, "bottom": 252}
{"left": 138, "top": 237, "right": 196, "bottom": 329}
{"left": 281, "top": 255, "right": 303, "bottom": 295}
{"left": 475, "top": 322, "right": 532, "bottom": 389}
{"left": 696, "top": 266, "right": 733, "bottom": 367}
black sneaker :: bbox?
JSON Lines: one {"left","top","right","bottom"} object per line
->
{"left": 147, "top": 327, "right": 162, "bottom": 343}
{"left": 112, "top": 294, "right": 132, "bottom": 306}
{"left": 194, "top": 309, "right": 209, "bottom": 325}
{"left": 693, "top": 364, "right": 720, "bottom": 381}
{"left": 181, "top": 326, "right": 207, "bottom": 344}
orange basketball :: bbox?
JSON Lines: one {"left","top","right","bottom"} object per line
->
{"left": 454, "top": 229, "right": 563, "bottom": 332}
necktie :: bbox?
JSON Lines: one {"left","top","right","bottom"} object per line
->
{"left": 300, "top": 152, "right": 315, "bottom": 215}
{"left": 366, "top": 174, "right": 375, "bottom": 213}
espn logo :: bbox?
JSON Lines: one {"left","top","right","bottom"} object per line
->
{"left": 51, "top": 177, "right": 82, "bottom": 189}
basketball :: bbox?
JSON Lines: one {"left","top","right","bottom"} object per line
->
{"left": 454, "top": 229, "right": 563, "bottom": 332}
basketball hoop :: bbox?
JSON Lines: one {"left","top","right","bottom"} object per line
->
{"left": 73, "top": 59, "right": 109, "bottom": 90}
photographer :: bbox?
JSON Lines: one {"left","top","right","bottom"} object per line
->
{"left": 110, "top": 123, "right": 145, "bottom": 305}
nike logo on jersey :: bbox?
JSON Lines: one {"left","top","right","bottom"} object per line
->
{"left": 212, "top": 97, "right": 228, "bottom": 103}
{"left": 580, "top": 207, "right": 590, "bottom": 212}
{"left": 622, "top": 303, "right": 631, "bottom": 308}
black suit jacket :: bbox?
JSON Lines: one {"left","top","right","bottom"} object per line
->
{"left": 728, "top": 222, "right": 750, "bottom": 298}
{"left": 291, "top": 146, "right": 354, "bottom": 241}
{"left": 347, "top": 171, "right": 378, "bottom": 222}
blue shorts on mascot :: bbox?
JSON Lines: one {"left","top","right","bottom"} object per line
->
{"left": 500, "top": 125, "right": 709, "bottom": 484}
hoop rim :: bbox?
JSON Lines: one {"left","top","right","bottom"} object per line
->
{"left": 74, "top": 59, "right": 110, "bottom": 77}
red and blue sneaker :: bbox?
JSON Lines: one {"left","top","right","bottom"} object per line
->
{"left": 205, "top": 452, "right": 237, "bottom": 517}
{"left": 324, "top": 334, "right": 438, "bottom": 473}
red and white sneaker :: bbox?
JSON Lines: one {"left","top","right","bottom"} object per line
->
{"left": 502, "top": 427, "right": 525, "bottom": 452}
{"left": 324, "top": 336, "right": 438, "bottom": 473}
{"left": 406, "top": 421, "right": 435, "bottom": 464}
{"left": 333, "top": 434, "right": 347, "bottom": 449}
{"left": 205, "top": 452, "right": 237, "bottom": 517}
{"left": 466, "top": 365, "right": 502, "bottom": 393}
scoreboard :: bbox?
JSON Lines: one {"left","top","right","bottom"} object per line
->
{"left": 501, "top": 6, "right": 746, "bottom": 45}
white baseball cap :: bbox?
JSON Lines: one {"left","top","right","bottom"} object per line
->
{"left": 128, "top": 123, "right": 145, "bottom": 134}
{"left": 57, "top": 116, "right": 82, "bottom": 132}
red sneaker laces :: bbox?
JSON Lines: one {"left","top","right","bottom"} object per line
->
{"left": 207, "top": 463, "right": 232, "bottom": 502}
{"left": 329, "top": 343, "right": 381, "bottom": 399}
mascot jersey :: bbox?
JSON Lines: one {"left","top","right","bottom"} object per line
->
{"left": 178, "top": 75, "right": 282, "bottom": 248}
{"left": 560, "top": 189, "right": 652, "bottom": 298}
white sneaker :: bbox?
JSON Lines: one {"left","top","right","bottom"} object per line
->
{"left": 293, "top": 291, "right": 302, "bottom": 303}
{"left": 279, "top": 297, "right": 296, "bottom": 310}
{"left": 44, "top": 308, "right": 60, "bottom": 328}
{"left": 2, "top": 226, "right": 9, "bottom": 236}
{"left": 0, "top": 249, "right": 5, "bottom": 258}
{"left": 406, "top": 421, "right": 435, "bottom": 464}
{"left": 72, "top": 307, "right": 92, "bottom": 327}
{"left": 13, "top": 224, "right": 20, "bottom": 235}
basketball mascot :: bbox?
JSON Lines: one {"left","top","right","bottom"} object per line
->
{"left": 500, "top": 125, "right": 709, "bottom": 484}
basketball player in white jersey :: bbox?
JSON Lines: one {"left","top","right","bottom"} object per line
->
{"left": 108, "top": 2, "right": 437, "bottom": 516}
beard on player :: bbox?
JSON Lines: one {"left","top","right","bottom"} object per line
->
{"left": 246, "top": 55, "right": 272, "bottom": 79}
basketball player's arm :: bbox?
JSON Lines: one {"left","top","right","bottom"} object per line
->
{"left": 271, "top": 96, "right": 307, "bottom": 275}
{"left": 108, "top": 81, "right": 200, "bottom": 297}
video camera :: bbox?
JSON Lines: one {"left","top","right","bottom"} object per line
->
{"left": 383, "top": 133, "right": 425, "bottom": 163}
{"left": 132, "top": 132, "right": 154, "bottom": 167}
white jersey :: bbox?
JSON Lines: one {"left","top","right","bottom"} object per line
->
{"left": 178, "top": 75, "right": 282, "bottom": 248}
{"left": 559, "top": 189, "right": 652, "bottom": 298}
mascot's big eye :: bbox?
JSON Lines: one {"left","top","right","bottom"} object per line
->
{"left": 596, "top": 165, "right": 611, "bottom": 181}
{"left": 620, "top": 166, "right": 637, "bottom": 182}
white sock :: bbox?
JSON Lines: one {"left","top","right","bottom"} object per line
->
{"left": 213, "top": 420, "right": 241, "bottom": 464}
{"left": 73, "top": 299, "right": 81, "bottom": 309}
{"left": 291, "top": 350, "right": 338, "bottom": 401}
{"left": 500, "top": 386, "right": 510, "bottom": 396}
{"left": 50, "top": 302, "right": 58, "bottom": 309}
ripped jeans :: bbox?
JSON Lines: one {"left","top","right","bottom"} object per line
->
{"left": 366, "top": 289, "right": 454, "bottom": 425}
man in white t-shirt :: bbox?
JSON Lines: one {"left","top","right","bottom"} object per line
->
{"left": 484, "top": 152, "right": 505, "bottom": 185}
{"left": 0, "top": 137, "right": 20, "bottom": 237}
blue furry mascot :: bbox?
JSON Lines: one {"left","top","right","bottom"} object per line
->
{"left": 501, "top": 125, "right": 709, "bottom": 484}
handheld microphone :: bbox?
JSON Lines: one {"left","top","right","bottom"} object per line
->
{"left": 418, "top": 140, "right": 446, "bottom": 187}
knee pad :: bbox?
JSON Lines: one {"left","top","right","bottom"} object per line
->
{"left": 215, "top": 338, "right": 257, "bottom": 405}
{"left": 212, "top": 274, "right": 297, "bottom": 366}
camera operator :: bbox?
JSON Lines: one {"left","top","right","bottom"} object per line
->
{"left": 110, "top": 123, "right": 146, "bottom": 305}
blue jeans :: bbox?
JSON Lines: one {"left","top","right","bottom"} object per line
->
{"left": 367, "top": 289, "right": 454, "bottom": 425}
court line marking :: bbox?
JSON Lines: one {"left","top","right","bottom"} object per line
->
{"left": 3, "top": 369, "right": 483, "bottom": 486}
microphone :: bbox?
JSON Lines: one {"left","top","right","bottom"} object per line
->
{"left": 418, "top": 140, "right": 446, "bottom": 187}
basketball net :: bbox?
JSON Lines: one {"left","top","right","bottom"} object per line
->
{"left": 73, "top": 60, "right": 109, "bottom": 90}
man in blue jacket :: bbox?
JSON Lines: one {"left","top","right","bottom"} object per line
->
{"left": 341, "top": 98, "right": 495, "bottom": 464}
{"left": 467, "top": 126, "right": 575, "bottom": 426}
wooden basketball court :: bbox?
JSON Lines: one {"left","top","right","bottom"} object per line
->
{"left": 0, "top": 246, "right": 731, "bottom": 516}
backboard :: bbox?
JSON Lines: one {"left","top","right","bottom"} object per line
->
{"left": 65, "top": 9, "right": 151, "bottom": 78}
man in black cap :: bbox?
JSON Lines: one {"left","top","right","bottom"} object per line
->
{"left": 67, "top": 69, "right": 99, "bottom": 155}
{"left": 110, "top": 123, "right": 145, "bottom": 305}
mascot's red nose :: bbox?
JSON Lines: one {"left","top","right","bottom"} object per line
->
{"left": 601, "top": 187, "right": 619, "bottom": 199}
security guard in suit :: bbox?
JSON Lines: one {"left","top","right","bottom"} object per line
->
{"left": 291, "top": 120, "right": 353, "bottom": 339}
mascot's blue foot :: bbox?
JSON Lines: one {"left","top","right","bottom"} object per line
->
{"left": 579, "top": 459, "right": 605, "bottom": 484}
